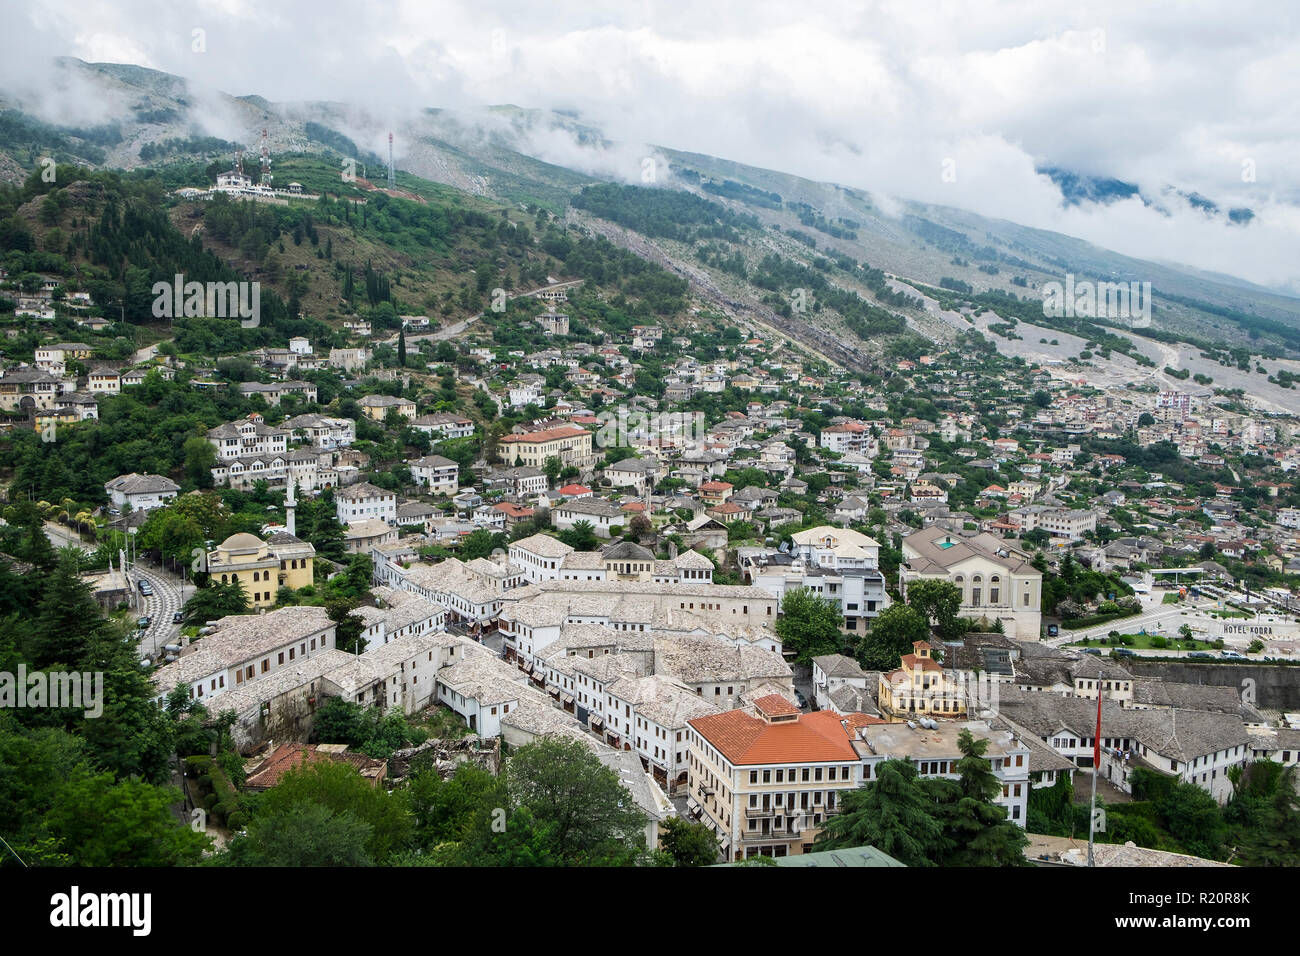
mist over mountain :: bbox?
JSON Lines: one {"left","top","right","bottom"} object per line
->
{"left": 1, "top": 1, "right": 1298, "bottom": 296}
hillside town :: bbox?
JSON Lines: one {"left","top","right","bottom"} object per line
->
{"left": 4, "top": 265, "right": 1299, "bottom": 869}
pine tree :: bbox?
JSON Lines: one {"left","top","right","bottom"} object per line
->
{"left": 27, "top": 550, "right": 109, "bottom": 669}
{"left": 931, "top": 730, "right": 1029, "bottom": 866}
{"left": 816, "top": 759, "right": 945, "bottom": 866}
{"left": 398, "top": 327, "right": 407, "bottom": 367}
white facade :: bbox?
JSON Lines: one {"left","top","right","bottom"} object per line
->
{"left": 104, "top": 473, "right": 180, "bottom": 513}
{"left": 336, "top": 482, "right": 398, "bottom": 525}
{"left": 410, "top": 455, "right": 460, "bottom": 496}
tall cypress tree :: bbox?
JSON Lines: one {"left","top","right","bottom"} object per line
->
{"left": 27, "top": 550, "right": 109, "bottom": 669}
{"left": 817, "top": 759, "right": 945, "bottom": 866}
{"left": 932, "top": 730, "right": 1030, "bottom": 866}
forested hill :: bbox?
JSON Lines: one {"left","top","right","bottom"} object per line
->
{"left": 0, "top": 158, "right": 690, "bottom": 350}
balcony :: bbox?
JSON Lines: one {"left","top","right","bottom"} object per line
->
{"left": 745, "top": 805, "right": 777, "bottom": 819}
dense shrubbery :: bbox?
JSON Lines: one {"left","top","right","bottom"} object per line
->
{"left": 572, "top": 182, "right": 759, "bottom": 242}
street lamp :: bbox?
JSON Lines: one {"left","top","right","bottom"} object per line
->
{"left": 128, "top": 527, "right": 139, "bottom": 611}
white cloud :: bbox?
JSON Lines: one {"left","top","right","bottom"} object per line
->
{"left": 1, "top": 0, "right": 1297, "bottom": 290}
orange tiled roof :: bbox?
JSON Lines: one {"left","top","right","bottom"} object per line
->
{"left": 754, "top": 694, "right": 799, "bottom": 717}
{"left": 688, "top": 708, "right": 883, "bottom": 765}
{"left": 244, "top": 742, "right": 385, "bottom": 789}
{"left": 500, "top": 426, "right": 588, "bottom": 444}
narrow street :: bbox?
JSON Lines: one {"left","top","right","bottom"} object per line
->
{"left": 131, "top": 564, "right": 186, "bottom": 659}
{"left": 43, "top": 520, "right": 93, "bottom": 553}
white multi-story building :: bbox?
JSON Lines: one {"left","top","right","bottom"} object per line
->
{"left": 552, "top": 498, "right": 625, "bottom": 537}
{"left": 409, "top": 455, "right": 459, "bottom": 496}
{"left": 336, "top": 481, "right": 397, "bottom": 525}
{"left": 150, "top": 606, "right": 337, "bottom": 706}
{"left": 280, "top": 414, "right": 355, "bottom": 449}
{"left": 208, "top": 414, "right": 289, "bottom": 461}
{"left": 34, "top": 342, "right": 94, "bottom": 374}
{"left": 747, "top": 527, "right": 890, "bottom": 634}
{"left": 603, "top": 674, "right": 720, "bottom": 794}
{"left": 998, "top": 688, "right": 1252, "bottom": 806}
{"left": 508, "top": 376, "right": 545, "bottom": 409}
{"left": 820, "top": 422, "right": 874, "bottom": 455}
{"left": 1036, "top": 508, "right": 1099, "bottom": 542}
{"left": 508, "top": 533, "right": 576, "bottom": 584}
{"left": 411, "top": 412, "right": 475, "bottom": 440}
{"left": 352, "top": 589, "right": 447, "bottom": 651}
{"left": 855, "top": 720, "right": 1032, "bottom": 825}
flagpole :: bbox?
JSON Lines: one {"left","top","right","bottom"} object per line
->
{"left": 1088, "top": 667, "right": 1102, "bottom": 867}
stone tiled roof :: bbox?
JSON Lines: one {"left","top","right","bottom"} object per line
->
{"left": 105, "top": 472, "right": 180, "bottom": 495}
{"left": 510, "top": 533, "right": 575, "bottom": 559}
{"left": 996, "top": 685, "right": 1252, "bottom": 762}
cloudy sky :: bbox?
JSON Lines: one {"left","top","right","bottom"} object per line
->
{"left": 4, "top": 1, "right": 1299, "bottom": 292}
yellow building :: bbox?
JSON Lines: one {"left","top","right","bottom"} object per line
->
{"left": 498, "top": 425, "right": 594, "bottom": 469}
{"left": 878, "top": 641, "right": 967, "bottom": 718}
{"left": 34, "top": 406, "right": 79, "bottom": 436}
{"left": 357, "top": 394, "right": 416, "bottom": 421}
{"left": 208, "top": 531, "right": 316, "bottom": 608}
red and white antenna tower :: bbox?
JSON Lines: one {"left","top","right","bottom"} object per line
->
{"left": 260, "top": 128, "right": 272, "bottom": 186}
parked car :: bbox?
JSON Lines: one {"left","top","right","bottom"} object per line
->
{"left": 137, "top": 579, "right": 153, "bottom": 596}
{"left": 173, "top": 611, "right": 184, "bottom": 624}
{"left": 1188, "top": 652, "right": 1213, "bottom": 660}
{"left": 137, "top": 616, "right": 151, "bottom": 628}
{"left": 1221, "top": 650, "right": 1243, "bottom": 659}
{"left": 1113, "top": 648, "right": 1136, "bottom": 657}
{"left": 1082, "top": 647, "right": 1102, "bottom": 656}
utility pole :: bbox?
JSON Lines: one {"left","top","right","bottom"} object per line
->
{"left": 1087, "top": 667, "right": 1102, "bottom": 867}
